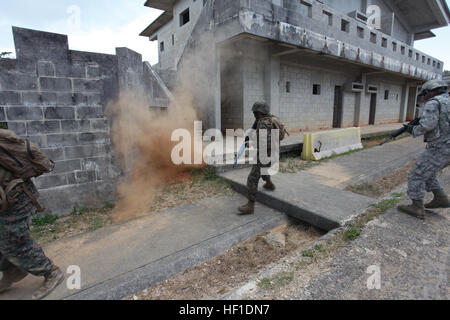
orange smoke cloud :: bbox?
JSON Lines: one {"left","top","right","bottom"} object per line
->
{"left": 106, "top": 91, "right": 203, "bottom": 222}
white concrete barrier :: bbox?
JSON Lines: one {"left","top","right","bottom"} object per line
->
{"left": 302, "top": 127, "right": 363, "bottom": 161}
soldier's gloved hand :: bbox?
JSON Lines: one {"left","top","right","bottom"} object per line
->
{"left": 245, "top": 136, "right": 250, "bottom": 149}
{"left": 403, "top": 124, "right": 415, "bottom": 134}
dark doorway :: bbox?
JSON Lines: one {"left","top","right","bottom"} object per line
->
{"left": 406, "top": 86, "right": 417, "bottom": 121}
{"left": 333, "top": 86, "right": 343, "bottom": 128}
{"left": 369, "top": 93, "right": 377, "bottom": 125}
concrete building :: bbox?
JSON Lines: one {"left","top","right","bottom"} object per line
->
{"left": 141, "top": 0, "right": 449, "bottom": 132}
{"left": 444, "top": 71, "right": 450, "bottom": 86}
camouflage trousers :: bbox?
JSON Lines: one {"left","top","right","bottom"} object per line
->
{"left": 0, "top": 188, "right": 53, "bottom": 277}
{"left": 247, "top": 164, "right": 272, "bottom": 202}
{"left": 408, "top": 142, "right": 450, "bottom": 201}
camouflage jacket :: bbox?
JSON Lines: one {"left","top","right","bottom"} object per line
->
{"left": 414, "top": 93, "right": 450, "bottom": 146}
{"left": 249, "top": 116, "right": 274, "bottom": 153}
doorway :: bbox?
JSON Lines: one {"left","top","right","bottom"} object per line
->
{"left": 333, "top": 86, "right": 343, "bottom": 128}
{"left": 369, "top": 93, "right": 377, "bottom": 125}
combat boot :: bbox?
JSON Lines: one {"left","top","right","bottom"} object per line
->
{"left": 398, "top": 200, "right": 425, "bottom": 220}
{"left": 32, "top": 266, "right": 64, "bottom": 300}
{"left": 238, "top": 201, "right": 255, "bottom": 215}
{"left": 0, "top": 266, "right": 28, "bottom": 294}
{"left": 425, "top": 189, "right": 450, "bottom": 209}
{"left": 263, "top": 180, "right": 276, "bottom": 191}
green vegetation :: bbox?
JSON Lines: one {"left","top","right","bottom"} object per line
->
{"left": 32, "top": 213, "right": 58, "bottom": 227}
{"left": 342, "top": 193, "right": 406, "bottom": 242}
{"left": 258, "top": 271, "right": 295, "bottom": 290}
{"left": 343, "top": 228, "right": 361, "bottom": 241}
{"left": 31, "top": 203, "right": 115, "bottom": 245}
{"left": 0, "top": 52, "right": 12, "bottom": 59}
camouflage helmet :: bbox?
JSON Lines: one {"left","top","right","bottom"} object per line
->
{"left": 252, "top": 102, "right": 270, "bottom": 115}
{"left": 419, "top": 80, "right": 448, "bottom": 96}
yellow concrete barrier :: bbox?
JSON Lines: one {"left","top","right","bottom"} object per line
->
{"left": 302, "top": 127, "right": 363, "bottom": 161}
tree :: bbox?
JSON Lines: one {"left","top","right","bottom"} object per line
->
{"left": 0, "top": 52, "right": 12, "bottom": 59}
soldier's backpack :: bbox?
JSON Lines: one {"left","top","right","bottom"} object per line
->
{"left": 270, "top": 116, "right": 289, "bottom": 141}
{"left": 0, "top": 129, "right": 54, "bottom": 213}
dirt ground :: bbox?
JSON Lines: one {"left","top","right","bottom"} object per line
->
{"left": 30, "top": 205, "right": 115, "bottom": 245}
{"left": 128, "top": 221, "right": 323, "bottom": 300}
{"left": 345, "top": 161, "right": 415, "bottom": 198}
{"left": 31, "top": 168, "right": 234, "bottom": 245}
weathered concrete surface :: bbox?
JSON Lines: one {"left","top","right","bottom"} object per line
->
{"left": 220, "top": 168, "right": 374, "bottom": 231}
{"left": 297, "top": 170, "right": 449, "bottom": 300}
{"left": 219, "top": 137, "right": 423, "bottom": 230}
{"left": 306, "top": 136, "right": 424, "bottom": 189}
{"left": 0, "top": 195, "right": 286, "bottom": 300}
{"left": 303, "top": 200, "right": 449, "bottom": 300}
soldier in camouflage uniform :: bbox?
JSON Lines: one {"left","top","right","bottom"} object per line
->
{"left": 398, "top": 80, "right": 450, "bottom": 219}
{"left": 238, "top": 102, "right": 277, "bottom": 215}
{"left": 0, "top": 169, "right": 64, "bottom": 299}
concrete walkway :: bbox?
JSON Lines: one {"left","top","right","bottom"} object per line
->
{"left": 219, "top": 137, "right": 424, "bottom": 230}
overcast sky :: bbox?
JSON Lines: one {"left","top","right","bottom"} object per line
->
{"left": 0, "top": 0, "right": 449, "bottom": 70}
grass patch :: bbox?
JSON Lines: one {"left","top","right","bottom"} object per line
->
{"left": 31, "top": 203, "right": 115, "bottom": 245}
{"left": 258, "top": 271, "right": 295, "bottom": 290}
{"left": 149, "top": 167, "right": 234, "bottom": 213}
{"left": 343, "top": 228, "right": 361, "bottom": 241}
{"left": 341, "top": 193, "right": 406, "bottom": 242}
{"left": 301, "top": 243, "right": 327, "bottom": 259}
{"left": 31, "top": 213, "right": 58, "bottom": 227}
{"left": 302, "top": 249, "right": 315, "bottom": 258}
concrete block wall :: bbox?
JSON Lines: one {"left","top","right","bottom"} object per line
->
{"left": 0, "top": 27, "right": 168, "bottom": 214}
{"left": 243, "top": 58, "right": 266, "bottom": 130}
{"left": 279, "top": 63, "right": 356, "bottom": 131}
